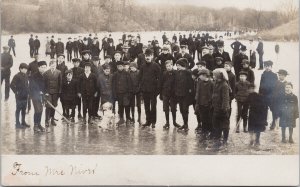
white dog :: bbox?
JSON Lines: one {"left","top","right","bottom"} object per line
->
{"left": 98, "top": 102, "right": 114, "bottom": 130}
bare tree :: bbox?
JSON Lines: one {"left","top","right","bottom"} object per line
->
{"left": 277, "top": 0, "right": 298, "bottom": 22}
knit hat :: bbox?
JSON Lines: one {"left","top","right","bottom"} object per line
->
{"left": 19, "top": 63, "right": 28, "bottom": 70}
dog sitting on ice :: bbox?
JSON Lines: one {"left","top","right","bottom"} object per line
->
{"left": 98, "top": 102, "right": 114, "bottom": 130}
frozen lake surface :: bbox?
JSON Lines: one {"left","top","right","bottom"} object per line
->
{"left": 1, "top": 32, "right": 299, "bottom": 155}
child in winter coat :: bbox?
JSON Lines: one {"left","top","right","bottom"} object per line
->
{"left": 247, "top": 84, "right": 267, "bottom": 146}
{"left": 129, "top": 62, "right": 142, "bottom": 124}
{"left": 235, "top": 71, "right": 251, "bottom": 133}
{"left": 279, "top": 82, "right": 299, "bottom": 143}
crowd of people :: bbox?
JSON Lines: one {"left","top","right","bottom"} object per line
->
{"left": 1, "top": 31, "right": 299, "bottom": 148}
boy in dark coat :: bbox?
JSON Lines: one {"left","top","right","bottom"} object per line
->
{"left": 10, "top": 63, "right": 30, "bottom": 129}
{"left": 129, "top": 62, "right": 142, "bottom": 124}
{"left": 259, "top": 61, "right": 278, "bottom": 127}
{"left": 201, "top": 46, "right": 215, "bottom": 71}
{"left": 112, "top": 61, "right": 133, "bottom": 126}
{"left": 43, "top": 59, "right": 62, "bottom": 127}
{"left": 98, "top": 64, "right": 113, "bottom": 106}
{"left": 34, "top": 36, "right": 40, "bottom": 55}
{"left": 61, "top": 70, "right": 78, "bottom": 122}
{"left": 139, "top": 49, "right": 161, "bottom": 128}
{"left": 270, "top": 69, "right": 288, "bottom": 130}
{"left": 247, "top": 85, "right": 267, "bottom": 146}
{"left": 175, "top": 45, "right": 195, "bottom": 69}
{"left": 78, "top": 62, "right": 98, "bottom": 124}
{"left": 279, "top": 82, "right": 299, "bottom": 143}
{"left": 155, "top": 46, "right": 176, "bottom": 72}
{"left": 234, "top": 46, "right": 248, "bottom": 79}
{"left": 56, "top": 54, "right": 68, "bottom": 117}
{"left": 224, "top": 61, "right": 236, "bottom": 118}
{"left": 55, "top": 38, "right": 64, "bottom": 56}
{"left": 235, "top": 71, "right": 251, "bottom": 133}
{"left": 241, "top": 59, "right": 255, "bottom": 84}
{"left": 160, "top": 60, "right": 179, "bottom": 129}
{"left": 212, "top": 68, "right": 231, "bottom": 146}
{"left": 195, "top": 69, "right": 214, "bottom": 137}
{"left": 174, "top": 58, "right": 194, "bottom": 131}
{"left": 71, "top": 58, "right": 84, "bottom": 118}
{"left": 192, "top": 69, "right": 201, "bottom": 131}
{"left": 29, "top": 61, "right": 47, "bottom": 132}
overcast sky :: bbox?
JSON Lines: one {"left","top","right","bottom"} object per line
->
{"left": 136, "top": 0, "right": 299, "bottom": 11}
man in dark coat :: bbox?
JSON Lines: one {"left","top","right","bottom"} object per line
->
{"left": 181, "top": 35, "right": 188, "bottom": 45}
{"left": 137, "top": 46, "right": 147, "bottom": 70}
{"left": 139, "top": 49, "right": 161, "bottom": 128}
{"left": 188, "top": 37, "right": 196, "bottom": 60}
{"left": 172, "top": 34, "right": 177, "bottom": 43}
{"left": 29, "top": 34, "right": 35, "bottom": 57}
{"left": 66, "top": 37, "right": 73, "bottom": 62}
{"left": 122, "top": 33, "right": 126, "bottom": 44}
{"left": 34, "top": 36, "right": 40, "bottom": 55}
{"left": 201, "top": 46, "right": 215, "bottom": 71}
{"left": 102, "top": 37, "right": 109, "bottom": 59}
{"left": 1, "top": 46, "right": 13, "bottom": 101}
{"left": 213, "top": 43, "right": 231, "bottom": 63}
{"left": 256, "top": 37, "right": 264, "bottom": 70}
{"left": 91, "top": 56, "right": 102, "bottom": 119}
{"left": 10, "top": 63, "right": 30, "bottom": 128}
{"left": 241, "top": 59, "right": 255, "bottom": 84}
{"left": 8, "top": 35, "right": 16, "bottom": 57}
{"left": 80, "top": 50, "right": 91, "bottom": 68}
{"left": 50, "top": 35, "right": 56, "bottom": 58}
{"left": 55, "top": 38, "right": 64, "bottom": 57}
{"left": 73, "top": 37, "right": 79, "bottom": 58}
{"left": 231, "top": 39, "right": 243, "bottom": 64}
{"left": 29, "top": 61, "right": 47, "bottom": 132}
{"left": 234, "top": 45, "right": 248, "bottom": 79}
{"left": 27, "top": 53, "right": 40, "bottom": 111}
{"left": 78, "top": 36, "right": 84, "bottom": 58}
{"left": 116, "top": 39, "right": 123, "bottom": 52}
{"left": 78, "top": 62, "right": 98, "bottom": 124}
{"left": 162, "top": 32, "right": 168, "bottom": 44}
{"left": 175, "top": 45, "right": 195, "bottom": 69}
{"left": 259, "top": 61, "right": 278, "bottom": 127}
{"left": 224, "top": 61, "right": 236, "bottom": 118}
{"left": 155, "top": 46, "right": 176, "bottom": 72}
{"left": 71, "top": 58, "right": 84, "bottom": 118}
{"left": 43, "top": 59, "right": 62, "bottom": 127}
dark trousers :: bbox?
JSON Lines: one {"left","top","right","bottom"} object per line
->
{"left": 76, "top": 96, "right": 82, "bottom": 115}
{"left": 259, "top": 53, "right": 263, "bottom": 69}
{"left": 74, "top": 49, "right": 79, "bottom": 58}
{"left": 15, "top": 99, "right": 27, "bottom": 125}
{"left": 212, "top": 109, "right": 230, "bottom": 140}
{"left": 50, "top": 49, "right": 55, "bottom": 58}
{"left": 45, "top": 94, "right": 59, "bottom": 122}
{"left": 82, "top": 95, "right": 94, "bottom": 118}
{"left": 197, "top": 50, "right": 202, "bottom": 62}
{"left": 67, "top": 50, "right": 72, "bottom": 61}
{"left": 142, "top": 92, "right": 157, "bottom": 124}
{"left": 199, "top": 105, "right": 212, "bottom": 133}
{"left": 116, "top": 93, "right": 130, "bottom": 120}
{"left": 30, "top": 46, "right": 34, "bottom": 57}
{"left": 32, "top": 98, "right": 43, "bottom": 125}
{"left": 174, "top": 96, "right": 189, "bottom": 125}
{"left": 34, "top": 47, "right": 39, "bottom": 55}
{"left": 1, "top": 71, "right": 10, "bottom": 99}
{"left": 93, "top": 95, "right": 100, "bottom": 116}
{"left": 130, "top": 93, "right": 141, "bottom": 119}
{"left": 236, "top": 101, "right": 249, "bottom": 128}
{"left": 9, "top": 47, "right": 16, "bottom": 56}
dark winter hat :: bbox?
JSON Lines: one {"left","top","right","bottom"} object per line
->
{"left": 102, "top": 64, "right": 110, "bottom": 70}
{"left": 264, "top": 60, "right": 273, "bottom": 66}
{"left": 19, "top": 63, "right": 28, "bottom": 70}
{"left": 224, "top": 61, "right": 233, "bottom": 67}
{"left": 145, "top": 48, "right": 153, "bottom": 56}
{"left": 91, "top": 56, "right": 100, "bottom": 61}
{"left": 94, "top": 37, "right": 98, "bottom": 39}
{"left": 114, "top": 51, "right": 122, "bottom": 55}
{"left": 198, "top": 69, "right": 210, "bottom": 76}
{"left": 241, "top": 59, "right": 250, "bottom": 65}
{"left": 196, "top": 61, "right": 206, "bottom": 66}
{"left": 215, "top": 57, "right": 223, "bottom": 61}
{"left": 176, "top": 58, "right": 188, "bottom": 67}
{"left": 51, "top": 35, "right": 54, "bottom": 38}
{"left": 130, "top": 62, "right": 137, "bottom": 68}
{"left": 84, "top": 62, "right": 92, "bottom": 67}
{"left": 68, "top": 37, "right": 72, "bottom": 39}
{"left": 123, "top": 61, "right": 130, "bottom": 65}
{"left": 180, "top": 45, "right": 188, "bottom": 49}
{"left": 116, "top": 61, "right": 124, "bottom": 66}
{"left": 239, "top": 71, "right": 248, "bottom": 76}
{"left": 57, "top": 53, "right": 65, "bottom": 58}
{"left": 65, "top": 69, "right": 73, "bottom": 75}
{"left": 72, "top": 58, "right": 81, "bottom": 63}
{"left": 38, "top": 61, "right": 47, "bottom": 67}
{"left": 192, "top": 69, "right": 199, "bottom": 76}
{"left": 81, "top": 50, "right": 91, "bottom": 55}
{"left": 162, "top": 46, "right": 169, "bottom": 51}
{"left": 89, "top": 34, "right": 92, "bottom": 36}
{"left": 241, "top": 45, "right": 247, "bottom": 51}
{"left": 31, "top": 34, "right": 33, "bottom": 36}
{"left": 104, "top": 55, "right": 112, "bottom": 59}
{"left": 277, "top": 69, "right": 288, "bottom": 76}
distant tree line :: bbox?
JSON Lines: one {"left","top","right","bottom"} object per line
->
{"left": 1, "top": 0, "right": 298, "bottom": 34}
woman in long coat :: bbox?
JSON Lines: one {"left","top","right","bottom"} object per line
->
{"left": 279, "top": 82, "right": 299, "bottom": 143}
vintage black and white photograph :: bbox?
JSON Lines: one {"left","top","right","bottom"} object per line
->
{"left": 1, "top": 0, "right": 299, "bottom": 185}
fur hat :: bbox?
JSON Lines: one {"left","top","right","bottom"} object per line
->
{"left": 212, "top": 68, "right": 228, "bottom": 81}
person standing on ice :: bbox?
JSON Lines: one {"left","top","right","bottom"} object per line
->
{"left": 29, "top": 34, "right": 35, "bottom": 58}
{"left": 256, "top": 37, "right": 264, "bottom": 70}
{"left": 8, "top": 35, "right": 16, "bottom": 57}
{"left": 1, "top": 46, "right": 13, "bottom": 101}
{"left": 34, "top": 35, "right": 40, "bottom": 55}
